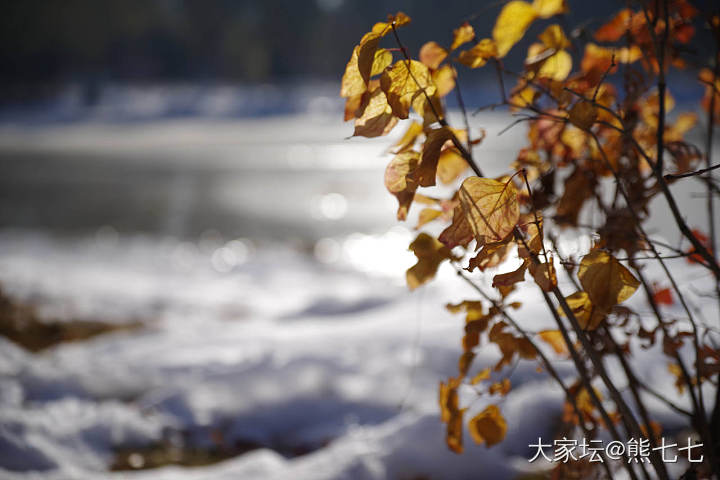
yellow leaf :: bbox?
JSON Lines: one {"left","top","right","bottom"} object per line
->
{"left": 381, "top": 60, "right": 436, "bottom": 119}
{"left": 458, "top": 176, "right": 520, "bottom": 243}
{"left": 357, "top": 34, "right": 382, "bottom": 86}
{"left": 415, "top": 127, "right": 454, "bottom": 187}
{"left": 532, "top": 0, "right": 567, "bottom": 18}
{"left": 419, "top": 41, "right": 448, "bottom": 69}
{"left": 489, "top": 378, "right": 511, "bottom": 396}
{"left": 437, "top": 147, "right": 467, "bottom": 184}
{"left": 470, "top": 367, "right": 491, "bottom": 385}
{"left": 385, "top": 151, "right": 420, "bottom": 220}
{"left": 538, "top": 330, "right": 568, "bottom": 355}
{"left": 557, "top": 290, "right": 604, "bottom": 330}
{"left": 538, "top": 24, "right": 569, "bottom": 50}
{"left": 353, "top": 88, "right": 398, "bottom": 138}
{"left": 406, "top": 233, "right": 453, "bottom": 290}
{"left": 578, "top": 250, "right": 640, "bottom": 312}
{"left": 391, "top": 121, "right": 424, "bottom": 154}
{"left": 451, "top": 22, "right": 475, "bottom": 51}
{"left": 458, "top": 39, "right": 498, "bottom": 68}
{"left": 568, "top": 101, "right": 597, "bottom": 130}
{"left": 340, "top": 46, "right": 366, "bottom": 98}
{"left": 432, "top": 65, "right": 456, "bottom": 97}
{"left": 537, "top": 49, "right": 572, "bottom": 81}
{"left": 468, "top": 405, "right": 507, "bottom": 447}
{"left": 493, "top": 1, "right": 538, "bottom": 58}
{"left": 416, "top": 208, "right": 443, "bottom": 229}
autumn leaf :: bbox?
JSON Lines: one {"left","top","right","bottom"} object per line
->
{"left": 406, "top": 233, "right": 453, "bottom": 290}
{"left": 419, "top": 41, "right": 448, "bottom": 70}
{"left": 415, "top": 127, "right": 454, "bottom": 187}
{"left": 493, "top": 1, "right": 538, "bottom": 58}
{"left": 432, "top": 65, "right": 456, "bottom": 97}
{"left": 578, "top": 250, "right": 640, "bottom": 312}
{"left": 459, "top": 176, "right": 520, "bottom": 244}
{"left": 381, "top": 60, "right": 436, "bottom": 119}
{"left": 451, "top": 23, "right": 475, "bottom": 50}
{"left": 458, "top": 39, "right": 498, "bottom": 68}
{"left": 532, "top": 0, "right": 567, "bottom": 18}
{"left": 595, "top": 9, "right": 631, "bottom": 42}
{"left": 470, "top": 367, "right": 491, "bottom": 385}
{"left": 391, "top": 121, "right": 424, "bottom": 154}
{"left": 353, "top": 88, "right": 398, "bottom": 137}
{"left": 492, "top": 260, "right": 528, "bottom": 288}
{"left": 385, "top": 151, "right": 420, "bottom": 220}
{"left": 468, "top": 405, "right": 507, "bottom": 447}
{"left": 652, "top": 285, "right": 673, "bottom": 306}
{"left": 568, "top": 101, "right": 598, "bottom": 130}
{"left": 489, "top": 378, "right": 511, "bottom": 396}
{"left": 439, "top": 205, "right": 475, "bottom": 249}
{"left": 416, "top": 208, "right": 444, "bottom": 229}
{"left": 437, "top": 147, "right": 468, "bottom": 184}
{"left": 467, "top": 241, "right": 514, "bottom": 272}
{"left": 340, "top": 46, "right": 366, "bottom": 98}
{"left": 538, "top": 330, "right": 568, "bottom": 355}
{"left": 557, "top": 290, "right": 606, "bottom": 330}
{"left": 530, "top": 260, "right": 557, "bottom": 292}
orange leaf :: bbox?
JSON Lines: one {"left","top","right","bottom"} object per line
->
{"left": 568, "top": 101, "right": 597, "bottom": 130}
{"left": 468, "top": 405, "right": 507, "bottom": 447}
{"left": 538, "top": 330, "right": 568, "bottom": 355}
{"left": 419, "top": 41, "right": 448, "bottom": 70}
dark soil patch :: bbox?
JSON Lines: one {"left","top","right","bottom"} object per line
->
{"left": 0, "top": 287, "right": 141, "bottom": 352}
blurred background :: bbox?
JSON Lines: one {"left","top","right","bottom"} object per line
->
{"left": 0, "top": 1, "right": 715, "bottom": 479}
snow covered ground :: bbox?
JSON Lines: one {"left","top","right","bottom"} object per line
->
{"left": 0, "top": 103, "right": 715, "bottom": 479}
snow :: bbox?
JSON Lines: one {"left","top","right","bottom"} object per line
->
{"left": 0, "top": 110, "right": 715, "bottom": 479}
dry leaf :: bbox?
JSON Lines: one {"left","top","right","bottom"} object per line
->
{"left": 459, "top": 176, "right": 520, "bottom": 243}
{"left": 451, "top": 22, "right": 475, "bottom": 50}
{"left": 406, "top": 233, "right": 453, "bottom": 290}
{"left": 493, "top": 1, "right": 538, "bottom": 58}
{"left": 381, "top": 60, "right": 436, "bottom": 119}
{"left": 468, "top": 405, "right": 507, "bottom": 447}
{"left": 578, "top": 250, "right": 640, "bottom": 312}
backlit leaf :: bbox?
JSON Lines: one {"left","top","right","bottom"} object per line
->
{"left": 415, "top": 127, "right": 454, "bottom": 187}
{"left": 353, "top": 88, "right": 398, "bottom": 137}
{"left": 595, "top": 9, "right": 631, "bottom": 42}
{"left": 459, "top": 176, "right": 520, "bottom": 243}
{"left": 420, "top": 41, "right": 448, "bottom": 70}
{"left": 391, "top": 121, "right": 424, "bottom": 154}
{"left": 532, "top": 0, "right": 567, "bottom": 18}
{"left": 538, "top": 330, "right": 568, "bottom": 355}
{"left": 458, "top": 39, "right": 498, "bottom": 68}
{"left": 340, "top": 46, "right": 366, "bottom": 98}
{"left": 578, "top": 250, "right": 640, "bottom": 312}
{"left": 385, "top": 151, "right": 420, "bottom": 220}
{"left": 406, "top": 233, "right": 453, "bottom": 290}
{"left": 381, "top": 60, "right": 436, "bottom": 119}
{"left": 451, "top": 22, "right": 475, "bottom": 51}
{"left": 437, "top": 147, "right": 468, "bottom": 184}
{"left": 493, "top": 1, "right": 538, "bottom": 58}
{"left": 439, "top": 206, "right": 475, "bottom": 248}
{"left": 432, "top": 65, "right": 456, "bottom": 97}
{"left": 468, "top": 405, "right": 507, "bottom": 447}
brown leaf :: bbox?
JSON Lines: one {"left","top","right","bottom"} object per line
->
{"left": 489, "top": 378, "right": 511, "bottom": 396}
{"left": 414, "top": 127, "right": 454, "bottom": 187}
{"left": 492, "top": 260, "right": 528, "bottom": 288}
{"left": 468, "top": 405, "right": 507, "bottom": 447}
{"left": 459, "top": 176, "right": 520, "bottom": 243}
{"left": 385, "top": 151, "right": 420, "bottom": 220}
{"left": 439, "top": 205, "right": 475, "bottom": 249}
{"left": 568, "top": 101, "right": 597, "bottom": 130}
{"left": 353, "top": 88, "right": 398, "bottom": 137}
{"left": 467, "top": 241, "right": 514, "bottom": 272}
{"left": 406, "top": 233, "right": 453, "bottom": 290}
{"left": 530, "top": 260, "right": 557, "bottom": 292}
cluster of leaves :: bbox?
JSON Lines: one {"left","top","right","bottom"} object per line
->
{"left": 342, "top": 1, "right": 720, "bottom": 478}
